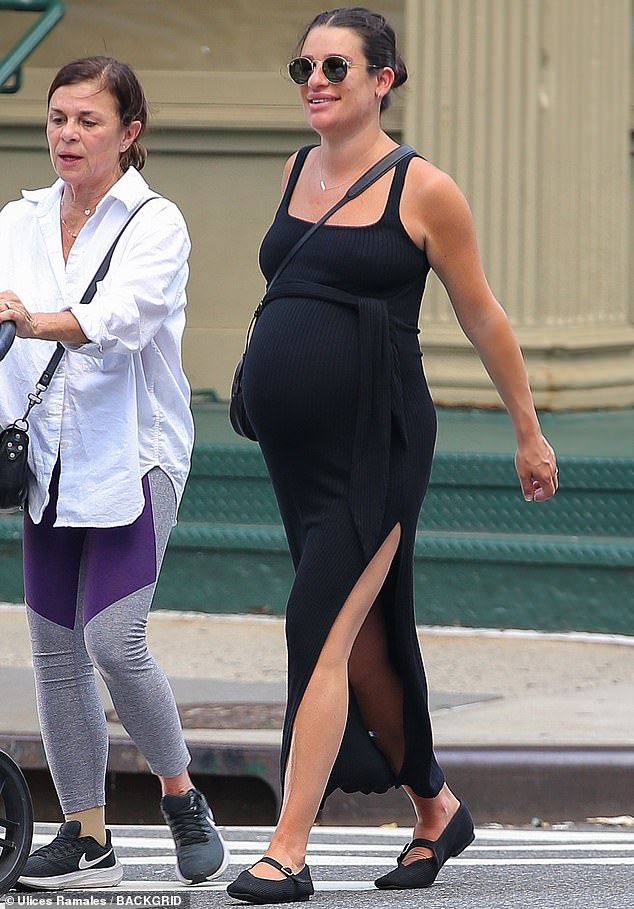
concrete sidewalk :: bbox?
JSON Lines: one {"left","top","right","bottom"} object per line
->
{"left": 1, "top": 604, "right": 633, "bottom": 826}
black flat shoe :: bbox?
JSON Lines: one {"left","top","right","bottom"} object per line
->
{"left": 227, "top": 856, "right": 314, "bottom": 904}
{"left": 374, "top": 800, "right": 475, "bottom": 890}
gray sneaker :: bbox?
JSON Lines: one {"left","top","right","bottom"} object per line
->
{"left": 160, "top": 788, "right": 230, "bottom": 885}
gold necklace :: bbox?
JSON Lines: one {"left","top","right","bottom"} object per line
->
{"left": 319, "top": 148, "right": 386, "bottom": 192}
{"left": 319, "top": 170, "right": 350, "bottom": 193}
{"left": 60, "top": 216, "right": 81, "bottom": 239}
{"left": 60, "top": 206, "right": 95, "bottom": 240}
{"left": 319, "top": 155, "right": 351, "bottom": 192}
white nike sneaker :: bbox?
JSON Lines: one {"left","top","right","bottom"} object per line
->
{"left": 18, "top": 821, "right": 123, "bottom": 890}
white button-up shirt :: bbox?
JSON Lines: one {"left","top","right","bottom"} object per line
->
{"left": 0, "top": 167, "right": 194, "bottom": 527}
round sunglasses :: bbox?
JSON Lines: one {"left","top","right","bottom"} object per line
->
{"left": 287, "top": 55, "right": 380, "bottom": 85}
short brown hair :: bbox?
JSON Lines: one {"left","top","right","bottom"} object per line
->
{"left": 47, "top": 56, "right": 148, "bottom": 171}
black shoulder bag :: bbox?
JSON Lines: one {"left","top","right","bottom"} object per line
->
{"left": 229, "top": 145, "right": 416, "bottom": 441}
{"left": 0, "top": 197, "right": 156, "bottom": 513}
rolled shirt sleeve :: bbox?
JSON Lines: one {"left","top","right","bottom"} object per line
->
{"left": 0, "top": 168, "right": 195, "bottom": 527}
{"left": 69, "top": 204, "right": 190, "bottom": 356}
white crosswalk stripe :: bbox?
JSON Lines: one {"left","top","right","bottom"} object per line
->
{"left": 23, "top": 823, "right": 634, "bottom": 896}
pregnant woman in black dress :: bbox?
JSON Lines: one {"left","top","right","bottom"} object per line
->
{"left": 228, "top": 7, "right": 558, "bottom": 904}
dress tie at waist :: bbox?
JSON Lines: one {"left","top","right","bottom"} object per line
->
{"left": 262, "top": 279, "right": 409, "bottom": 560}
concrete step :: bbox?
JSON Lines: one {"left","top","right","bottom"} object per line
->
{"left": 163, "top": 522, "right": 634, "bottom": 566}
{"left": 152, "top": 525, "right": 633, "bottom": 633}
{"left": 183, "top": 446, "right": 634, "bottom": 538}
{"left": 1, "top": 404, "right": 632, "bottom": 632}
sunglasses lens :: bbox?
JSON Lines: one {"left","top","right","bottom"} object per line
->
{"left": 287, "top": 56, "right": 350, "bottom": 84}
{"left": 288, "top": 57, "right": 313, "bottom": 84}
{"left": 322, "top": 56, "right": 348, "bottom": 83}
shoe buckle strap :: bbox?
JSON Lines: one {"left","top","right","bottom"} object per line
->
{"left": 398, "top": 837, "right": 439, "bottom": 865}
{"left": 257, "top": 856, "right": 296, "bottom": 877}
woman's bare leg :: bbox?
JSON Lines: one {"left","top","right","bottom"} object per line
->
{"left": 401, "top": 785, "right": 462, "bottom": 861}
{"left": 249, "top": 524, "right": 402, "bottom": 879}
{"left": 65, "top": 806, "right": 106, "bottom": 845}
{"left": 159, "top": 769, "right": 194, "bottom": 797}
{"left": 349, "top": 606, "right": 461, "bottom": 861}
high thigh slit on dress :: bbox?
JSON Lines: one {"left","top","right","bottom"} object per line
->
{"left": 242, "top": 146, "right": 445, "bottom": 801}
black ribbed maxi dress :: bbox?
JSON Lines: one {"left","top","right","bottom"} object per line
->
{"left": 243, "top": 146, "right": 445, "bottom": 801}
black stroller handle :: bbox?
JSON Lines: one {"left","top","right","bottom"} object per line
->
{"left": 0, "top": 320, "right": 16, "bottom": 361}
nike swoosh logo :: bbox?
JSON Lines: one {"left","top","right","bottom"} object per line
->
{"left": 78, "top": 849, "right": 113, "bottom": 870}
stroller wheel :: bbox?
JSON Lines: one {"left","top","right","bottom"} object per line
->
{"left": 0, "top": 750, "right": 33, "bottom": 895}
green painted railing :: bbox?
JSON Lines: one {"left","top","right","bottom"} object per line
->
{"left": 0, "top": 1, "right": 64, "bottom": 93}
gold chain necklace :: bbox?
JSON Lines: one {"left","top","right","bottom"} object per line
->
{"left": 319, "top": 147, "right": 387, "bottom": 192}
{"left": 60, "top": 216, "right": 81, "bottom": 239}
{"left": 319, "top": 171, "right": 350, "bottom": 193}
{"left": 319, "top": 154, "right": 354, "bottom": 192}
{"left": 60, "top": 205, "right": 95, "bottom": 240}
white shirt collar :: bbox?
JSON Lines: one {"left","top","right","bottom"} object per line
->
{"left": 20, "top": 167, "right": 150, "bottom": 214}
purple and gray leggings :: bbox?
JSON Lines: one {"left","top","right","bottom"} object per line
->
{"left": 23, "top": 464, "right": 190, "bottom": 814}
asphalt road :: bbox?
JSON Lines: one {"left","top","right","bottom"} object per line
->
{"left": 5, "top": 822, "right": 634, "bottom": 909}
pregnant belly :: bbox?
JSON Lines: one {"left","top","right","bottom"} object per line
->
{"left": 242, "top": 297, "right": 359, "bottom": 442}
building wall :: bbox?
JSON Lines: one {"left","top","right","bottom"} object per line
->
{"left": 404, "top": 0, "right": 633, "bottom": 408}
{"left": 0, "top": 0, "right": 631, "bottom": 407}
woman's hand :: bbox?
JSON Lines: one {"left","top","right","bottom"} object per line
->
{"left": 514, "top": 434, "right": 558, "bottom": 502}
{"left": 0, "top": 290, "right": 88, "bottom": 345}
{"left": 0, "top": 291, "right": 37, "bottom": 338}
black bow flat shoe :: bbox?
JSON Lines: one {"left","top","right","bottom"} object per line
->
{"left": 374, "top": 800, "right": 475, "bottom": 890}
{"left": 227, "top": 856, "right": 314, "bottom": 904}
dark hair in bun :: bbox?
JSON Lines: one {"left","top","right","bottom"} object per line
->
{"left": 296, "top": 7, "right": 408, "bottom": 111}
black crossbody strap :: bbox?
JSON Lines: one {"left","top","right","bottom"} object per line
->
{"left": 19, "top": 197, "right": 159, "bottom": 423}
{"left": 34, "top": 196, "right": 159, "bottom": 392}
{"left": 235, "top": 146, "right": 417, "bottom": 364}
{"left": 266, "top": 144, "right": 416, "bottom": 292}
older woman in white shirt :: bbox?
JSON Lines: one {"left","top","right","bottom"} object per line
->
{"left": 0, "top": 56, "right": 228, "bottom": 891}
